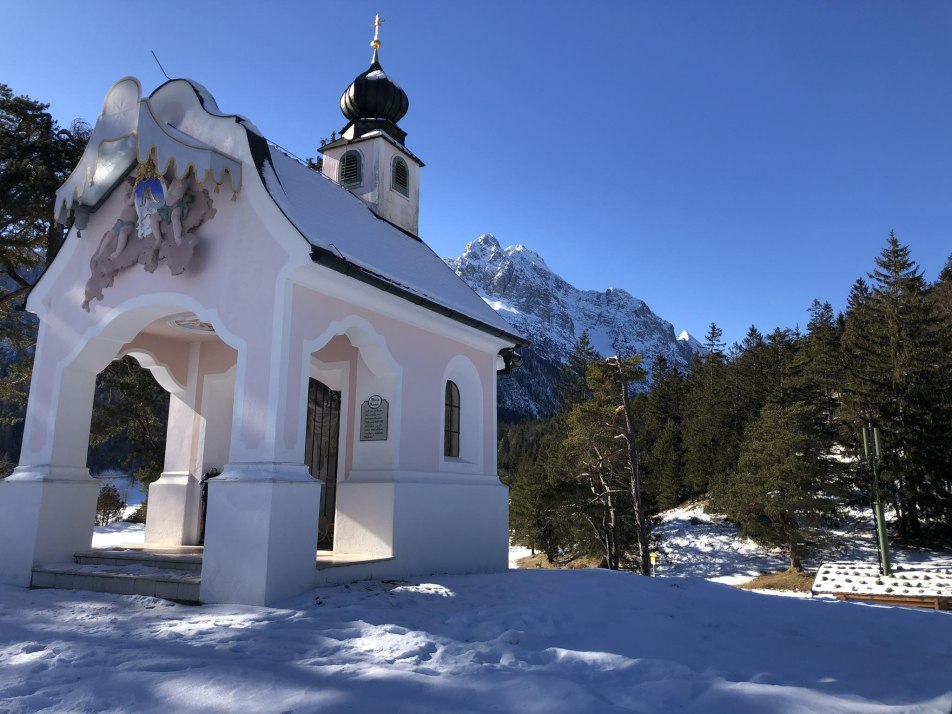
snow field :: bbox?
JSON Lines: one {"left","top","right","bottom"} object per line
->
{"left": 1, "top": 511, "right": 950, "bottom": 713}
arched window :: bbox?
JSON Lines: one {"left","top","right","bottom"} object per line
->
{"left": 444, "top": 380, "right": 460, "bottom": 458}
{"left": 391, "top": 156, "right": 409, "bottom": 196}
{"left": 339, "top": 150, "right": 363, "bottom": 188}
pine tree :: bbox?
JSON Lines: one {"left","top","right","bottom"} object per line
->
{"left": 710, "top": 403, "right": 834, "bottom": 570}
{"left": 0, "top": 83, "right": 88, "bottom": 307}
{"left": 0, "top": 85, "right": 88, "bottom": 459}
{"left": 502, "top": 417, "right": 581, "bottom": 561}
{"left": 731, "top": 326, "right": 772, "bottom": 426}
{"left": 88, "top": 357, "right": 169, "bottom": 485}
{"left": 96, "top": 484, "right": 125, "bottom": 526}
{"left": 559, "top": 330, "right": 601, "bottom": 407}
{"left": 840, "top": 234, "right": 950, "bottom": 539}
{"left": 789, "top": 300, "right": 843, "bottom": 438}
{"left": 682, "top": 323, "right": 735, "bottom": 496}
{"left": 561, "top": 353, "right": 650, "bottom": 572}
{"left": 506, "top": 333, "right": 610, "bottom": 562}
{"left": 639, "top": 355, "right": 686, "bottom": 509}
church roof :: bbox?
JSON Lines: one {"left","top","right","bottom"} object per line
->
{"left": 259, "top": 145, "right": 524, "bottom": 345}
{"left": 51, "top": 75, "right": 523, "bottom": 346}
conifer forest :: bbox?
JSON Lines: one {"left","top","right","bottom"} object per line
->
{"left": 502, "top": 235, "right": 952, "bottom": 572}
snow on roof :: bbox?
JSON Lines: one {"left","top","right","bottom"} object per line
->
{"left": 813, "top": 561, "right": 952, "bottom": 598}
{"left": 262, "top": 148, "right": 523, "bottom": 344}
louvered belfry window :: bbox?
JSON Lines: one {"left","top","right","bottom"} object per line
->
{"left": 444, "top": 380, "right": 460, "bottom": 458}
{"left": 339, "top": 150, "right": 362, "bottom": 187}
{"left": 392, "top": 156, "right": 409, "bottom": 196}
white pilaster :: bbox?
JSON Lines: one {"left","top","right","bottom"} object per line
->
{"left": 0, "top": 469, "right": 99, "bottom": 586}
{"left": 199, "top": 463, "right": 320, "bottom": 605}
{"left": 146, "top": 343, "right": 202, "bottom": 545}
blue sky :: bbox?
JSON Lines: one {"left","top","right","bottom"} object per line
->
{"left": 4, "top": 1, "right": 950, "bottom": 345}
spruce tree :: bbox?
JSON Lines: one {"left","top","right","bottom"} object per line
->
{"left": 789, "top": 300, "right": 843, "bottom": 437}
{"left": 0, "top": 85, "right": 88, "bottom": 458}
{"left": 840, "top": 234, "right": 949, "bottom": 539}
{"left": 639, "top": 355, "right": 686, "bottom": 509}
{"left": 559, "top": 330, "right": 601, "bottom": 406}
{"left": 0, "top": 84, "right": 88, "bottom": 307}
{"left": 710, "top": 403, "right": 834, "bottom": 570}
{"left": 507, "top": 333, "right": 606, "bottom": 562}
{"left": 88, "top": 357, "right": 169, "bottom": 485}
{"left": 682, "top": 323, "right": 735, "bottom": 496}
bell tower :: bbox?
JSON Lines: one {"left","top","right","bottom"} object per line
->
{"left": 321, "top": 15, "right": 424, "bottom": 236}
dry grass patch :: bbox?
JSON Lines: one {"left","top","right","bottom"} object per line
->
{"left": 738, "top": 569, "right": 816, "bottom": 593}
{"left": 515, "top": 552, "right": 605, "bottom": 570}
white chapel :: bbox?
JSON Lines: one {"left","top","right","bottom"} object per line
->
{"left": 0, "top": 20, "right": 524, "bottom": 606}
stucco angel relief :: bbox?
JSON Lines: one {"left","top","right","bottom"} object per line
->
{"left": 83, "top": 157, "right": 216, "bottom": 310}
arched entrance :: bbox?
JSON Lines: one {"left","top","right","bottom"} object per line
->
{"left": 0, "top": 297, "right": 239, "bottom": 587}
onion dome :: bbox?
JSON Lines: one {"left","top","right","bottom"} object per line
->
{"left": 340, "top": 59, "right": 409, "bottom": 126}
{"left": 338, "top": 15, "right": 410, "bottom": 145}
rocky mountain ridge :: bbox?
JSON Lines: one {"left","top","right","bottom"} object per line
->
{"left": 445, "top": 234, "right": 702, "bottom": 420}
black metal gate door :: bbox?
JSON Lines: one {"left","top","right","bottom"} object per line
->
{"left": 305, "top": 378, "right": 341, "bottom": 549}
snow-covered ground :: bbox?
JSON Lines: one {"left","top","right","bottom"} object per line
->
{"left": 653, "top": 501, "right": 951, "bottom": 589}
{"left": 0, "top": 516, "right": 949, "bottom": 712}
{"left": 653, "top": 503, "right": 790, "bottom": 586}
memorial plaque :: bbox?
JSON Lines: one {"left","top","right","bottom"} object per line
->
{"left": 360, "top": 395, "right": 389, "bottom": 441}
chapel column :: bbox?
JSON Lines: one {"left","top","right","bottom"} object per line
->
{"left": 0, "top": 322, "right": 103, "bottom": 586}
{"left": 199, "top": 298, "right": 321, "bottom": 606}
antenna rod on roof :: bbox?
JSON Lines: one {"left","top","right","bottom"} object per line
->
{"left": 151, "top": 51, "right": 172, "bottom": 81}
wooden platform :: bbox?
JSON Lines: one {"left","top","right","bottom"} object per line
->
{"left": 812, "top": 561, "right": 952, "bottom": 611}
{"left": 827, "top": 592, "right": 951, "bottom": 611}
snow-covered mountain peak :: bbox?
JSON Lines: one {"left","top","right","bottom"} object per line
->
{"left": 677, "top": 329, "right": 704, "bottom": 352}
{"left": 457, "top": 233, "right": 502, "bottom": 266}
{"left": 445, "top": 237, "right": 703, "bottom": 419}
{"left": 504, "top": 244, "right": 548, "bottom": 270}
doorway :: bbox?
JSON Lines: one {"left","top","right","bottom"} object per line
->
{"left": 305, "top": 378, "right": 341, "bottom": 549}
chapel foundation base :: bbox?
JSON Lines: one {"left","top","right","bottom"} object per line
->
{"left": 145, "top": 471, "right": 202, "bottom": 546}
{"left": 0, "top": 468, "right": 99, "bottom": 587}
{"left": 199, "top": 463, "right": 321, "bottom": 606}
{"left": 334, "top": 474, "right": 509, "bottom": 576}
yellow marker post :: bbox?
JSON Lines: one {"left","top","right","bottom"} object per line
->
{"left": 649, "top": 551, "right": 658, "bottom": 576}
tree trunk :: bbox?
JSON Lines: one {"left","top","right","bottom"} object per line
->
{"left": 613, "top": 356, "right": 652, "bottom": 576}
{"left": 788, "top": 540, "right": 803, "bottom": 572}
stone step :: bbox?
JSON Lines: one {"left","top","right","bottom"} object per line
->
{"left": 31, "top": 562, "right": 201, "bottom": 604}
{"left": 74, "top": 548, "right": 203, "bottom": 573}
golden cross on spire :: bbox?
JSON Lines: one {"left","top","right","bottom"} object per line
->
{"left": 371, "top": 14, "right": 384, "bottom": 57}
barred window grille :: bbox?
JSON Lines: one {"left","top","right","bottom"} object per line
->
{"left": 339, "top": 150, "right": 362, "bottom": 187}
{"left": 392, "top": 156, "right": 409, "bottom": 196}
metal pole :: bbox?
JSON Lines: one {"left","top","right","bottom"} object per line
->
{"left": 864, "top": 423, "right": 892, "bottom": 577}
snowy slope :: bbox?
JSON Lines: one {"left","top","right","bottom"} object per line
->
{"left": 0, "top": 522, "right": 949, "bottom": 713}
{"left": 446, "top": 234, "right": 702, "bottom": 419}
{"left": 654, "top": 502, "right": 952, "bottom": 587}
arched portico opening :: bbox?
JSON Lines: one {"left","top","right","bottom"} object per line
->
{"left": 0, "top": 295, "right": 243, "bottom": 587}
{"left": 296, "top": 316, "right": 402, "bottom": 557}
{"left": 119, "top": 312, "right": 237, "bottom": 547}
{"left": 26, "top": 297, "right": 237, "bottom": 541}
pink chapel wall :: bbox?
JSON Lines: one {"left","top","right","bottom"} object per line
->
{"left": 22, "top": 169, "right": 505, "bottom": 490}
{"left": 24, "top": 174, "right": 291, "bottom": 467}
{"left": 282, "top": 283, "right": 499, "bottom": 476}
